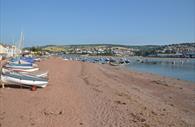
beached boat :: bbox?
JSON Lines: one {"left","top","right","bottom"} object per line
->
{"left": 4, "top": 63, "right": 37, "bottom": 69}
{"left": 2, "top": 67, "right": 39, "bottom": 73}
{"left": 1, "top": 68, "right": 47, "bottom": 77}
{"left": 109, "top": 62, "right": 120, "bottom": 66}
{"left": 9, "top": 59, "right": 31, "bottom": 64}
{"left": 10, "top": 57, "right": 35, "bottom": 64}
{"left": 34, "top": 58, "right": 41, "bottom": 62}
{"left": 20, "top": 57, "right": 35, "bottom": 63}
{"left": 1, "top": 72, "right": 48, "bottom": 88}
{"left": 64, "top": 58, "right": 69, "bottom": 61}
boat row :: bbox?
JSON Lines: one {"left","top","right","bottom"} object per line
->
{"left": 1, "top": 57, "right": 48, "bottom": 88}
{"left": 63, "top": 55, "right": 131, "bottom": 66}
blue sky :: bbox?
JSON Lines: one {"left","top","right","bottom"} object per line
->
{"left": 0, "top": 0, "right": 195, "bottom": 46}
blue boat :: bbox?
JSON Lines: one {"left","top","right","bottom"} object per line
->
{"left": 20, "top": 57, "right": 35, "bottom": 63}
{"left": 9, "top": 57, "right": 36, "bottom": 65}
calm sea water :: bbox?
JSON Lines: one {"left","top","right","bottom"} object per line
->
{"left": 126, "top": 58, "right": 195, "bottom": 82}
{"left": 61, "top": 54, "right": 195, "bottom": 82}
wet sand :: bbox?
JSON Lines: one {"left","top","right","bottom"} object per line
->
{"left": 0, "top": 57, "right": 195, "bottom": 127}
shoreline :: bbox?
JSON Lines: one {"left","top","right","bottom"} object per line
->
{"left": 123, "top": 65, "right": 195, "bottom": 83}
{"left": 0, "top": 57, "right": 195, "bottom": 127}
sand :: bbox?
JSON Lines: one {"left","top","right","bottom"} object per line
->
{"left": 0, "top": 57, "right": 195, "bottom": 127}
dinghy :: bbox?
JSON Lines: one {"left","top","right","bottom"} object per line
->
{"left": 9, "top": 59, "right": 32, "bottom": 64}
{"left": 109, "top": 59, "right": 120, "bottom": 66}
{"left": 1, "top": 68, "right": 46, "bottom": 77}
{"left": 10, "top": 57, "right": 34, "bottom": 64}
{"left": 2, "top": 67, "right": 39, "bottom": 73}
{"left": 1, "top": 72, "right": 48, "bottom": 88}
{"left": 20, "top": 57, "right": 35, "bottom": 63}
{"left": 34, "top": 58, "right": 41, "bottom": 62}
{"left": 5, "top": 63, "right": 37, "bottom": 69}
{"left": 109, "top": 62, "right": 120, "bottom": 66}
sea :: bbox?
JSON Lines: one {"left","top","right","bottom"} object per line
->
{"left": 125, "top": 58, "right": 195, "bottom": 82}
{"left": 61, "top": 54, "right": 195, "bottom": 83}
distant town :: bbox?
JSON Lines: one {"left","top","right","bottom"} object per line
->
{"left": 0, "top": 44, "right": 19, "bottom": 59}
{"left": 30, "top": 42, "right": 195, "bottom": 58}
{"left": 0, "top": 42, "right": 195, "bottom": 59}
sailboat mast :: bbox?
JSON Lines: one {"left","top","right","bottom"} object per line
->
{"left": 19, "top": 32, "right": 24, "bottom": 52}
{"left": 16, "top": 32, "right": 24, "bottom": 55}
{"left": 22, "top": 33, "right": 24, "bottom": 50}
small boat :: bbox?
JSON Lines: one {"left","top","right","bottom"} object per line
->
{"left": 119, "top": 59, "right": 125, "bottom": 64}
{"left": 1, "top": 72, "right": 48, "bottom": 88}
{"left": 4, "top": 63, "right": 37, "bottom": 69}
{"left": 109, "top": 58, "right": 120, "bottom": 66}
{"left": 109, "top": 62, "right": 120, "bottom": 66}
{"left": 2, "top": 68, "right": 47, "bottom": 77}
{"left": 124, "top": 59, "right": 130, "bottom": 64}
{"left": 9, "top": 59, "right": 31, "bottom": 64}
{"left": 34, "top": 58, "right": 41, "bottom": 62}
{"left": 64, "top": 58, "right": 69, "bottom": 61}
{"left": 20, "top": 57, "right": 35, "bottom": 63}
{"left": 2, "top": 67, "right": 39, "bottom": 73}
{"left": 10, "top": 57, "right": 35, "bottom": 64}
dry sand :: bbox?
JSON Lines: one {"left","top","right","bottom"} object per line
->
{"left": 0, "top": 57, "right": 195, "bottom": 127}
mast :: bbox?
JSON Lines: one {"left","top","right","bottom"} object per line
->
{"left": 19, "top": 32, "right": 24, "bottom": 53}
{"left": 16, "top": 32, "right": 24, "bottom": 55}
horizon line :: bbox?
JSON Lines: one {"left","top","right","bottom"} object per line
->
{"left": 23, "top": 42, "right": 195, "bottom": 48}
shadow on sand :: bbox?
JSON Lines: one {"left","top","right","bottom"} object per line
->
{"left": 1, "top": 84, "right": 32, "bottom": 90}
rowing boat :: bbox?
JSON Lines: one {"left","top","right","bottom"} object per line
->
{"left": 1, "top": 68, "right": 47, "bottom": 77}
{"left": 1, "top": 71, "right": 48, "bottom": 88}
{"left": 4, "top": 63, "right": 37, "bottom": 69}
{"left": 2, "top": 67, "right": 39, "bottom": 73}
{"left": 109, "top": 62, "right": 120, "bottom": 66}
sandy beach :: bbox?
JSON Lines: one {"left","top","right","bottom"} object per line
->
{"left": 0, "top": 57, "right": 195, "bottom": 127}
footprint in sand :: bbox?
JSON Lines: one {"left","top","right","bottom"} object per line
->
{"left": 114, "top": 100, "right": 126, "bottom": 105}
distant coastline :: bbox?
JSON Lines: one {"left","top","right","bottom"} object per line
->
{"left": 25, "top": 42, "right": 195, "bottom": 58}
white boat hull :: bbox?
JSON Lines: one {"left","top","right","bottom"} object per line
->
{"left": 5, "top": 63, "right": 37, "bottom": 69}
{"left": 5, "top": 65, "right": 34, "bottom": 69}
{"left": 2, "top": 67, "right": 39, "bottom": 73}
{"left": 1, "top": 73, "right": 48, "bottom": 88}
{"left": 2, "top": 68, "right": 47, "bottom": 78}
